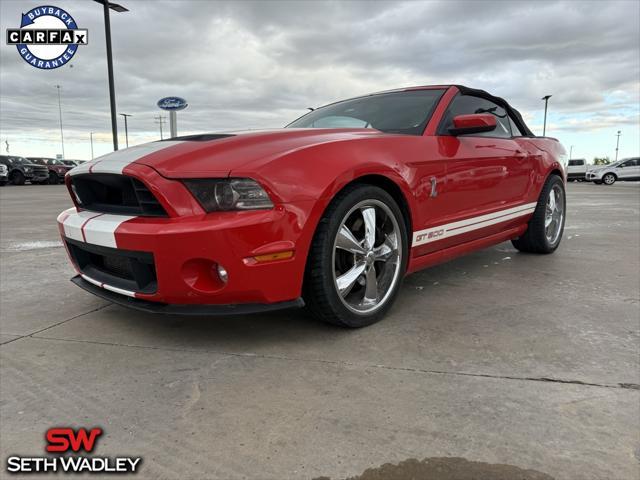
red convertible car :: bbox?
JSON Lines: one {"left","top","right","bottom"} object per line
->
{"left": 57, "top": 85, "right": 567, "bottom": 327}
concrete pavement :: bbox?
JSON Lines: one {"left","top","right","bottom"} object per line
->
{"left": 1, "top": 183, "right": 638, "bottom": 479}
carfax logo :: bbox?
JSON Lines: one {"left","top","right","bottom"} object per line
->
{"left": 5, "top": 427, "right": 142, "bottom": 474}
{"left": 6, "top": 5, "right": 88, "bottom": 69}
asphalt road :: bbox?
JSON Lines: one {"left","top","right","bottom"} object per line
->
{"left": 1, "top": 182, "right": 638, "bottom": 480}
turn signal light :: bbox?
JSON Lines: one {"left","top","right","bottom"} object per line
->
{"left": 253, "top": 250, "right": 294, "bottom": 263}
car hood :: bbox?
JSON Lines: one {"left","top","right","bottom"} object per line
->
{"left": 113, "top": 129, "right": 388, "bottom": 178}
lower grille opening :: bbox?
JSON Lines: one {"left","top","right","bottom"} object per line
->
{"left": 65, "top": 238, "right": 157, "bottom": 294}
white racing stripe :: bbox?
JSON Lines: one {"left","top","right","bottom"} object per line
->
{"left": 412, "top": 202, "right": 537, "bottom": 247}
{"left": 82, "top": 214, "right": 136, "bottom": 248}
{"left": 59, "top": 209, "right": 135, "bottom": 248}
{"left": 60, "top": 210, "right": 103, "bottom": 242}
{"left": 69, "top": 141, "right": 183, "bottom": 176}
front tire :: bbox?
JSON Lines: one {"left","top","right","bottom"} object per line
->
{"left": 512, "top": 175, "right": 565, "bottom": 254}
{"left": 602, "top": 173, "right": 616, "bottom": 185}
{"left": 303, "top": 185, "right": 408, "bottom": 328}
{"left": 48, "top": 172, "right": 59, "bottom": 185}
{"left": 10, "top": 171, "right": 25, "bottom": 185}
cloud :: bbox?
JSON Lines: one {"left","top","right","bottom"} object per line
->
{"left": 0, "top": 0, "right": 638, "bottom": 158}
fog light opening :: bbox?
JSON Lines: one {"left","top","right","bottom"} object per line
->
{"left": 216, "top": 264, "right": 229, "bottom": 283}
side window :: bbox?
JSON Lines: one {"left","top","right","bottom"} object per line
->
{"left": 439, "top": 94, "right": 512, "bottom": 138}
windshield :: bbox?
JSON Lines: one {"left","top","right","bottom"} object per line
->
{"left": 286, "top": 89, "right": 446, "bottom": 135}
{"left": 47, "top": 159, "right": 63, "bottom": 165}
{"left": 9, "top": 156, "right": 27, "bottom": 165}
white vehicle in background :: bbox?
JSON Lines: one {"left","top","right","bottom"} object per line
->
{"left": 567, "top": 158, "right": 587, "bottom": 181}
{"left": 586, "top": 157, "right": 640, "bottom": 185}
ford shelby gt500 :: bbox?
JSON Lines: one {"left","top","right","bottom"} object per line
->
{"left": 57, "top": 85, "right": 567, "bottom": 327}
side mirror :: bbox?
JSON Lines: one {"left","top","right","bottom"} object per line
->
{"left": 449, "top": 114, "right": 497, "bottom": 136}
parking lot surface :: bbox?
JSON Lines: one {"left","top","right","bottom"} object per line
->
{"left": 1, "top": 182, "right": 638, "bottom": 480}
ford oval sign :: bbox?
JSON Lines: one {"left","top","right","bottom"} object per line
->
{"left": 157, "top": 97, "right": 188, "bottom": 111}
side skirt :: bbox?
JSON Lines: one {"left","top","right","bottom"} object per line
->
{"left": 406, "top": 225, "right": 527, "bottom": 275}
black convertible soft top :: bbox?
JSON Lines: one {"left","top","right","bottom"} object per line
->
{"left": 455, "top": 85, "right": 535, "bottom": 137}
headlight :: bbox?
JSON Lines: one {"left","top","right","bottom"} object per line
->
{"left": 183, "top": 178, "right": 273, "bottom": 212}
{"left": 24, "top": 167, "right": 32, "bottom": 173}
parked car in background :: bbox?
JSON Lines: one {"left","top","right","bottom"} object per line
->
{"left": 28, "top": 157, "right": 73, "bottom": 184}
{"left": 61, "top": 160, "right": 79, "bottom": 167}
{"left": 586, "top": 157, "right": 640, "bottom": 185}
{"left": 0, "top": 164, "right": 8, "bottom": 185}
{"left": 0, "top": 155, "right": 49, "bottom": 185}
{"left": 567, "top": 158, "right": 587, "bottom": 181}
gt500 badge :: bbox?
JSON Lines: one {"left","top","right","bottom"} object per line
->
{"left": 6, "top": 5, "right": 88, "bottom": 69}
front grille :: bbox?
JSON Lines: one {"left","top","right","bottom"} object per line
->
{"left": 65, "top": 238, "right": 157, "bottom": 294}
{"left": 70, "top": 173, "right": 167, "bottom": 217}
{"left": 31, "top": 166, "right": 49, "bottom": 177}
{"left": 102, "top": 254, "right": 134, "bottom": 279}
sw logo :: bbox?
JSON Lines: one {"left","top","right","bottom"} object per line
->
{"left": 5, "top": 427, "right": 142, "bottom": 474}
{"left": 5, "top": 5, "right": 88, "bottom": 69}
{"left": 46, "top": 427, "right": 102, "bottom": 453}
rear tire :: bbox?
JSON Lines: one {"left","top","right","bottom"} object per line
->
{"left": 512, "top": 175, "right": 565, "bottom": 254}
{"left": 10, "top": 171, "right": 25, "bottom": 185}
{"left": 303, "top": 184, "right": 408, "bottom": 328}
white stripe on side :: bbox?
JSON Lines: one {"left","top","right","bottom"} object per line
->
{"left": 81, "top": 274, "right": 136, "bottom": 298}
{"left": 412, "top": 202, "right": 537, "bottom": 247}
{"left": 69, "top": 141, "right": 183, "bottom": 176}
{"left": 82, "top": 214, "right": 136, "bottom": 248}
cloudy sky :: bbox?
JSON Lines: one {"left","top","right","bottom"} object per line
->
{"left": 0, "top": 0, "right": 638, "bottom": 162}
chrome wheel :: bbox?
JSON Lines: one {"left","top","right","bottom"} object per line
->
{"left": 545, "top": 184, "right": 564, "bottom": 245}
{"left": 603, "top": 173, "right": 615, "bottom": 185}
{"left": 332, "top": 199, "right": 402, "bottom": 314}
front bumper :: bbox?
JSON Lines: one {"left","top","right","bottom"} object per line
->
{"left": 72, "top": 275, "right": 304, "bottom": 315}
{"left": 585, "top": 172, "right": 602, "bottom": 181}
{"left": 57, "top": 199, "right": 315, "bottom": 309}
{"left": 30, "top": 171, "right": 49, "bottom": 182}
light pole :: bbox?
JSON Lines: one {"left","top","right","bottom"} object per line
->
{"left": 93, "top": 0, "right": 128, "bottom": 151}
{"left": 154, "top": 115, "right": 166, "bottom": 140}
{"left": 119, "top": 113, "right": 132, "bottom": 148}
{"left": 90, "top": 132, "right": 94, "bottom": 159}
{"left": 569, "top": 145, "right": 573, "bottom": 160}
{"left": 541, "top": 95, "right": 552, "bottom": 137}
{"left": 615, "top": 130, "right": 621, "bottom": 162}
{"left": 55, "top": 85, "right": 65, "bottom": 158}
